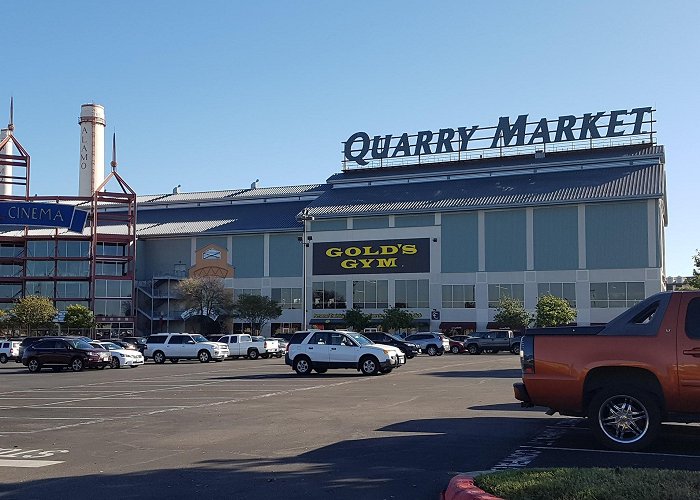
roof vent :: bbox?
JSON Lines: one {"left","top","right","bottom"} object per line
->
{"left": 173, "top": 184, "right": 181, "bottom": 194}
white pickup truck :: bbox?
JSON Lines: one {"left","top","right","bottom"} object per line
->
{"left": 217, "top": 334, "right": 281, "bottom": 360}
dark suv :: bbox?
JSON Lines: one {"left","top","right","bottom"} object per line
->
{"left": 364, "top": 332, "right": 420, "bottom": 359}
{"left": 22, "top": 337, "right": 111, "bottom": 373}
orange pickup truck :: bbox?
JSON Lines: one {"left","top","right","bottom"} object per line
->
{"left": 514, "top": 290, "right": 700, "bottom": 451}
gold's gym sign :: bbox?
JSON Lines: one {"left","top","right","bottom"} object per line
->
{"left": 313, "top": 239, "right": 430, "bottom": 275}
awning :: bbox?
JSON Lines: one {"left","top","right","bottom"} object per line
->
{"left": 440, "top": 322, "right": 476, "bottom": 331}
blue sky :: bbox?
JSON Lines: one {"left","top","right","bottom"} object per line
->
{"left": 4, "top": 1, "right": 699, "bottom": 276}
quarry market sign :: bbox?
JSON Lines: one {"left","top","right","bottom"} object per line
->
{"left": 313, "top": 238, "right": 430, "bottom": 275}
{"left": 343, "top": 107, "right": 655, "bottom": 168}
{"left": 0, "top": 202, "right": 89, "bottom": 232}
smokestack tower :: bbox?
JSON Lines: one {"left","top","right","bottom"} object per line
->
{"left": 78, "top": 103, "right": 106, "bottom": 196}
{"left": 0, "top": 98, "right": 14, "bottom": 196}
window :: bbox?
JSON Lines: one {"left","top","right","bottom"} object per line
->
{"left": 27, "top": 241, "right": 54, "bottom": 257}
{"left": 395, "top": 279, "right": 429, "bottom": 308}
{"left": 488, "top": 284, "right": 524, "bottom": 308}
{"left": 26, "top": 261, "right": 55, "bottom": 277}
{"left": 0, "top": 244, "right": 23, "bottom": 257}
{"left": 590, "top": 282, "right": 645, "bottom": 308}
{"left": 352, "top": 280, "right": 388, "bottom": 309}
{"left": 95, "top": 279, "right": 132, "bottom": 298}
{"left": 312, "top": 281, "right": 346, "bottom": 309}
{"left": 96, "top": 242, "right": 126, "bottom": 256}
{"left": 26, "top": 281, "right": 54, "bottom": 297}
{"left": 0, "top": 284, "right": 22, "bottom": 299}
{"left": 0, "top": 264, "right": 22, "bottom": 278}
{"left": 57, "top": 261, "right": 90, "bottom": 277}
{"left": 167, "top": 336, "right": 184, "bottom": 345}
{"left": 538, "top": 282, "right": 576, "bottom": 307}
{"left": 57, "top": 240, "right": 89, "bottom": 258}
{"left": 309, "top": 332, "right": 329, "bottom": 344}
{"left": 271, "top": 288, "right": 302, "bottom": 309}
{"left": 234, "top": 289, "right": 261, "bottom": 301}
{"left": 686, "top": 298, "right": 700, "bottom": 339}
{"left": 147, "top": 335, "right": 167, "bottom": 344}
{"left": 56, "top": 281, "right": 89, "bottom": 299}
{"left": 95, "top": 261, "right": 127, "bottom": 276}
{"left": 442, "top": 285, "right": 476, "bottom": 308}
{"left": 94, "top": 299, "right": 132, "bottom": 316}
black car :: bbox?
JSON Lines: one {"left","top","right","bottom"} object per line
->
{"left": 22, "top": 337, "right": 111, "bottom": 373}
{"left": 364, "top": 332, "right": 420, "bottom": 359}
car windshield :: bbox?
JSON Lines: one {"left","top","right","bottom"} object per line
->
{"left": 384, "top": 334, "right": 403, "bottom": 342}
{"left": 68, "top": 339, "right": 95, "bottom": 350}
{"left": 348, "top": 333, "right": 373, "bottom": 345}
{"left": 101, "top": 342, "right": 120, "bottom": 350}
{"left": 191, "top": 335, "right": 208, "bottom": 343}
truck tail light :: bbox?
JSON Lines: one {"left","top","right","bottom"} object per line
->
{"left": 520, "top": 335, "right": 535, "bottom": 374}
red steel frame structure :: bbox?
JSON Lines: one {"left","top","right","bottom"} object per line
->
{"left": 0, "top": 123, "right": 136, "bottom": 338}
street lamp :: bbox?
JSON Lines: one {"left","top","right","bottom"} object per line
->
{"left": 297, "top": 209, "right": 314, "bottom": 330}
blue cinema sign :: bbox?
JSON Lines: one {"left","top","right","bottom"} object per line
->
{"left": 0, "top": 202, "right": 89, "bottom": 232}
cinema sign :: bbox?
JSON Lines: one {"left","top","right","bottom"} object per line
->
{"left": 343, "top": 107, "right": 654, "bottom": 167}
{"left": 313, "top": 239, "right": 430, "bottom": 275}
{"left": 0, "top": 202, "right": 89, "bottom": 232}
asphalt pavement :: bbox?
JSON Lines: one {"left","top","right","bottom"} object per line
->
{"left": 0, "top": 353, "right": 698, "bottom": 499}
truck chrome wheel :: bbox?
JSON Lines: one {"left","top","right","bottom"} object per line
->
{"left": 588, "top": 385, "right": 660, "bottom": 451}
{"left": 598, "top": 394, "right": 649, "bottom": 444}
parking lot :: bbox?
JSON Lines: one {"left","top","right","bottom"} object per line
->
{"left": 1, "top": 353, "right": 699, "bottom": 499}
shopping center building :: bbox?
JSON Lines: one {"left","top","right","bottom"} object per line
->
{"left": 0, "top": 104, "right": 668, "bottom": 337}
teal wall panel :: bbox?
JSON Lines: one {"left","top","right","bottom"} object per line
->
{"left": 311, "top": 219, "right": 346, "bottom": 231}
{"left": 441, "top": 212, "right": 478, "bottom": 273}
{"left": 395, "top": 214, "right": 435, "bottom": 227}
{"left": 232, "top": 235, "right": 264, "bottom": 278}
{"left": 195, "top": 236, "right": 227, "bottom": 252}
{"left": 139, "top": 238, "right": 191, "bottom": 278}
{"left": 269, "top": 234, "right": 302, "bottom": 277}
{"left": 353, "top": 216, "right": 389, "bottom": 229}
{"left": 533, "top": 206, "right": 578, "bottom": 270}
{"left": 586, "top": 201, "right": 648, "bottom": 269}
{"left": 485, "top": 210, "right": 526, "bottom": 271}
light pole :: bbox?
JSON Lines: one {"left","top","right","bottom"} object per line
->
{"left": 297, "top": 209, "right": 314, "bottom": 330}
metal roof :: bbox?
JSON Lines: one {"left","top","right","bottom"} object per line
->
{"left": 305, "top": 163, "right": 665, "bottom": 217}
{"left": 133, "top": 199, "right": 310, "bottom": 237}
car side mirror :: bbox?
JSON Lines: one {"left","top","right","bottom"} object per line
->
{"left": 187, "top": 340, "right": 196, "bottom": 344}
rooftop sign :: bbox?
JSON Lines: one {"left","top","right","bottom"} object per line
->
{"left": 342, "top": 107, "right": 655, "bottom": 169}
{"left": 0, "top": 202, "right": 89, "bottom": 232}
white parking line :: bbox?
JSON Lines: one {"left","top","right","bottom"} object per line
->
{"left": 0, "top": 459, "right": 64, "bottom": 467}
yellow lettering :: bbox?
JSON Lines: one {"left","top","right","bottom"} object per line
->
{"left": 402, "top": 244, "right": 417, "bottom": 255}
{"left": 340, "top": 259, "right": 358, "bottom": 269}
{"left": 345, "top": 247, "right": 360, "bottom": 257}
{"left": 326, "top": 248, "right": 342, "bottom": 258}
{"left": 377, "top": 258, "right": 398, "bottom": 268}
{"left": 380, "top": 245, "right": 399, "bottom": 255}
{"left": 358, "top": 258, "right": 374, "bottom": 268}
{"left": 362, "top": 246, "right": 379, "bottom": 256}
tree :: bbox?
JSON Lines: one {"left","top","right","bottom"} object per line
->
{"left": 177, "top": 277, "right": 235, "bottom": 332}
{"left": 11, "top": 295, "right": 58, "bottom": 335}
{"left": 231, "top": 294, "right": 282, "bottom": 335}
{"left": 63, "top": 304, "right": 96, "bottom": 330}
{"left": 343, "top": 307, "right": 372, "bottom": 332}
{"left": 534, "top": 294, "right": 577, "bottom": 327}
{"left": 685, "top": 250, "right": 700, "bottom": 289}
{"left": 380, "top": 307, "right": 415, "bottom": 332}
{"left": 493, "top": 296, "right": 530, "bottom": 331}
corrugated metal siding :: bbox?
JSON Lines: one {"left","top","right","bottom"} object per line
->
{"left": 307, "top": 164, "right": 664, "bottom": 217}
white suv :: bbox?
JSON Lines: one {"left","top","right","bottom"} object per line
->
{"left": 144, "top": 333, "right": 229, "bottom": 363}
{"left": 285, "top": 330, "right": 406, "bottom": 376}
